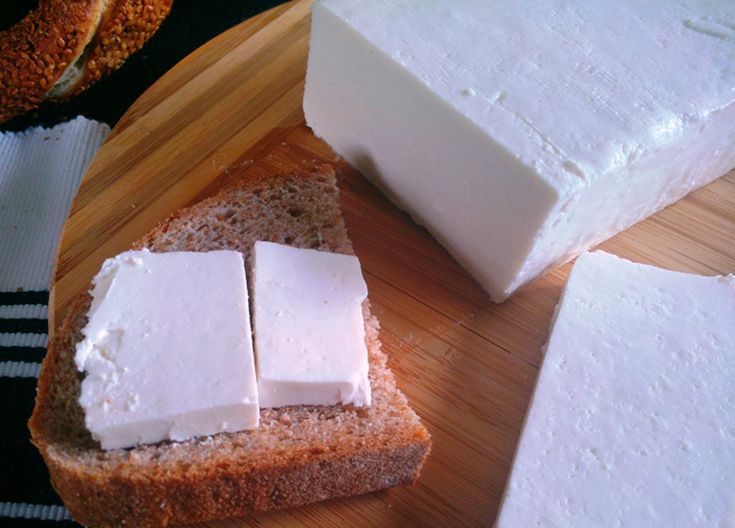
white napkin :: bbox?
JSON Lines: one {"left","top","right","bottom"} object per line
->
{"left": 0, "top": 117, "right": 109, "bottom": 291}
{"left": 0, "top": 116, "right": 109, "bottom": 377}
{"left": 0, "top": 117, "right": 109, "bottom": 523}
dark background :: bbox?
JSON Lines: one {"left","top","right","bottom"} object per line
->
{"left": 1, "top": 0, "right": 288, "bottom": 132}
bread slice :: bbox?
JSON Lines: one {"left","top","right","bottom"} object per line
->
{"left": 29, "top": 166, "right": 431, "bottom": 528}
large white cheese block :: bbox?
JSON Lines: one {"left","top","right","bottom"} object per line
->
{"left": 304, "top": 0, "right": 735, "bottom": 301}
{"left": 496, "top": 251, "right": 735, "bottom": 527}
{"left": 252, "top": 241, "right": 371, "bottom": 408}
{"left": 75, "top": 250, "right": 259, "bottom": 450}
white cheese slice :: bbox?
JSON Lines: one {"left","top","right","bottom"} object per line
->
{"left": 496, "top": 251, "right": 735, "bottom": 527}
{"left": 75, "top": 249, "right": 259, "bottom": 450}
{"left": 304, "top": 0, "right": 735, "bottom": 301}
{"left": 252, "top": 241, "right": 371, "bottom": 408}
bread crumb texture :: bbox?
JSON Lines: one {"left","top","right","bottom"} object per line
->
{"left": 29, "top": 166, "right": 430, "bottom": 528}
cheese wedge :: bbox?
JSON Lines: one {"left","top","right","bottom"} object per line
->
{"left": 252, "top": 241, "right": 371, "bottom": 408}
{"left": 304, "top": 0, "right": 735, "bottom": 300}
{"left": 497, "top": 252, "right": 735, "bottom": 526}
{"left": 75, "top": 250, "right": 259, "bottom": 449}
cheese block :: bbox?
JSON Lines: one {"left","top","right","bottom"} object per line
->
{"left": 75, "top": 249, "right": 259, "bottom": 450}
{"left": 252, "top": 241, "right": 371, "bottom": 408}
{"left": 304, "top": 0, "right": 735, "bottom": 301}
{"left": 496, "top": 251, "right": 735, "bottom": 526}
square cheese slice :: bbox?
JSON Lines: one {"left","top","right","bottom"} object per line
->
{"left": 496, "top": 251, "right": 735, "bottom": 527}
{"left": 252, "top": 241, "right": 371, "bottom": 408}
{"left": 75, "top": 250, "right": 259, "bottom": 450}
{"left": 304, "top": 0, "right": 735, "bottom": 300}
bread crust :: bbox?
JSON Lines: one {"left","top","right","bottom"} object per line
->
{"left": 0, "top": 0, "right": 104, "bottom": 122}
{"left": 0, "top": 0, "right": 173, "bottom": 123}
{"left": 46, "top": 430, "right": 428, "bottom": 528}
{"left": 29, "top": 167, "right": 431, "bottom": 527}
{"left": 65, "top": 0, "right": 174, "bottom": 98}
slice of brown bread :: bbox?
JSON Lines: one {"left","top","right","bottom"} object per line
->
{"left": 29, "top": 165, "right": 431, "bottom": 528}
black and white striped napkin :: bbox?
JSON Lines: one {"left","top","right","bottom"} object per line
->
{"left": 0, "top": 117, "right": 109, "bottom": 527}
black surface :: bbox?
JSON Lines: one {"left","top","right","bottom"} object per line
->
{"left": 0, "top": 347, "right": 47, "bottom": 362}
{"left": 0, "top": 0, "right": 35, "bottom": 30}
{"left": 1, "top": 2, "right": 288, "bottom": 524}
{"left": 0, "top": 0, "right": 288, "bottom": 132}
{"left": 1, "top": 377, "right": 61, "bottom": 505}
{"left": 3, "top": 521, "right": 80, "bottom": 528}
{"left": 0, "top": 291, "right": 49, "bottom": 305}
{"left": 0, "top": 318, "right": 47, "bottom": 334}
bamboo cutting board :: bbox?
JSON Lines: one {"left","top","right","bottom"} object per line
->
{"left": 52, "top": 0, "right": 735, "bottom": 526}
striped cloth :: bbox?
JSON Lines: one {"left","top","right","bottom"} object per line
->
{"left": 0, "top": 117, "right": 109, "bottom": 527}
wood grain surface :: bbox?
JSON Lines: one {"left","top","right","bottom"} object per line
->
{"left": 52, "top": 0, "right": 735, "bottom": 526}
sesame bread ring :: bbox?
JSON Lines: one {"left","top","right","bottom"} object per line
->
{"left": 0, "top": 0, "right": 173, "bottom": 123}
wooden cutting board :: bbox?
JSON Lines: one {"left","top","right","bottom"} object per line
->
{"left": 52, "top": 0, "right": 735, "bottom": 526}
